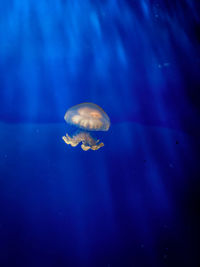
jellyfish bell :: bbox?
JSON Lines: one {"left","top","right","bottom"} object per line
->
{"left": 64, "top": 103, "right": 110, "bottom": 131}
{"left": 62, "top": 103, "right": 110, "bottom": 151}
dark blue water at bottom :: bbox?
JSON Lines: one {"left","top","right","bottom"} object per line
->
{"left": 0, "top": 121, "right": 199, "bottom": 266}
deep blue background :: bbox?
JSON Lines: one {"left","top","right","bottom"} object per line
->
{"left": 0, "top": 0, "right": 200, "bottom": 266}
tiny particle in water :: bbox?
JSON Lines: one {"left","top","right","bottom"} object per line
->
{"left": 163, "top": 62, "right": 170, "bottom": 67}
{"left": 158, "top": 62, "right": 170, "bottom": 69}
{"left": 176, "top": 140, "right": 179, "bottom": 144}
{"left": 163, "top": 254, "right": 168, "bottom": 260}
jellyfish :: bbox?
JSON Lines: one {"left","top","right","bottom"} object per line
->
{"left": 62, "top": 103, "right": 110, "bottom": 151}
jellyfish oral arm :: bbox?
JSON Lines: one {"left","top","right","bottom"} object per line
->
{"left": 62, "top": 132, "right": 104, "bottom": 151}
{"left": 81, "top": 141, "right": 104, "bottom": 151}
{"left": 62, "top": 134, "right": 80, "bottom": 147}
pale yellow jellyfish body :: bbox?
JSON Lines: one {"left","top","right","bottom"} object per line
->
{"left": 62, "top": 103, "right": 110, "bottom": 151}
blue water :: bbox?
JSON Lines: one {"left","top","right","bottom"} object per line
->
{"left": 0, "top": 1, "right": 200, "bottom": 266}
